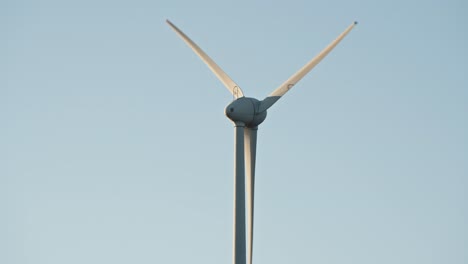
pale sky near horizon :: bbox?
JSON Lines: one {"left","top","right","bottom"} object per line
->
{"left": 2, "top": 0, "right": 467, "bottom": 263}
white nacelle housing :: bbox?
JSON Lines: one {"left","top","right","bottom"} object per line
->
{"left": 225, "top": 97, "right": 267, "bottom": 127}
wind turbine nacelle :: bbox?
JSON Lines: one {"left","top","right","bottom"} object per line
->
{"left": 225, "top": 97, "right": 267, "bottom": 127}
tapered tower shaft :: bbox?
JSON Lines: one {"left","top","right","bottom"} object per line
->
{"left": 233, "top": 122, "right": 246, "bottom": 264}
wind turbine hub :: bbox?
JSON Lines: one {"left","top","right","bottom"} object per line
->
{"left": 225, "top": 97, "right": 267, "bottom": 127}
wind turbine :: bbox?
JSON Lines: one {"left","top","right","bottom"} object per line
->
{"left": 166, "top": 19, "right": 357, "bottom": 264}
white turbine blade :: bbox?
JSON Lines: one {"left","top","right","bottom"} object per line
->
{"left": 244, "top": 127, "right": 257, "bottom": 264}
{"left": 259, "top": 21, "right": 357, "bottom": 112}
{"left": 166, "top": 20, "right": 244, "bottom": 98}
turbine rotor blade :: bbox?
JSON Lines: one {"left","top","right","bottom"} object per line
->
{"left": 259, "top": 21, "right": 357, "bottom": 112}
{"left": 244, "top": 127, "right": 258, "bottom": 264}
{"left": 166, "top": 20, "right": 244, "bottom": 98}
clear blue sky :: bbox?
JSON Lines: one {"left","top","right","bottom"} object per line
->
{"left": 2, "top": 0, "right": 467, "bottom": 263}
